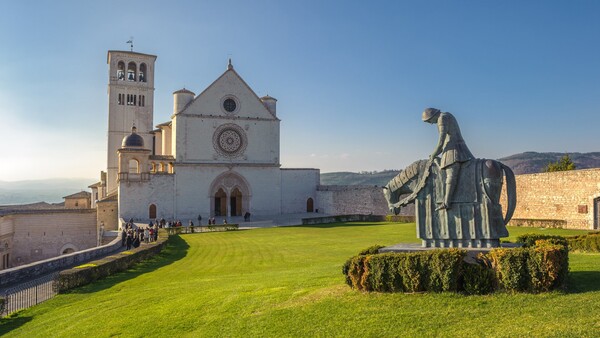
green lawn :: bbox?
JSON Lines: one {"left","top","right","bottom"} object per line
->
{"left": 1, "top": 223, "right": 599, "bottom": 337}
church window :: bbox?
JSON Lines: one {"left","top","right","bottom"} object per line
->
{"left": 127, "top": 62, "right": 137, "bottom": 81}
{"left": 133, "top": 95, "right": 137, "bottom": 106}
{"left": 139, "top": 63, "right": 147, "bottom": 82}
{"left": 223, "top": 98, "right": 236, "bottom": 112}
{"left": 139, "top": 95, "right": 145, "bottom": 107}
{"left": 128, "top": 159, "right": 140, "bottom": 174}
{"left": 118, "top": 94, "right": 123, "bottom": 105}
{"left": 117, "top": 61, "right": 125, "bottom": 80}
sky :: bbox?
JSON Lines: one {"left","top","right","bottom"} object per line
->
{"left": 1, "top": 1, "right": 599, "bottom": 181}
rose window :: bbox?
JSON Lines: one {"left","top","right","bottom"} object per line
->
{"left": 213, "top": 124, "right": 247, "bottom": 157}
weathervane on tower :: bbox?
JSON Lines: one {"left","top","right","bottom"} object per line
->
{"left": 126, "top": 37, "right": 134, "bottom": 51}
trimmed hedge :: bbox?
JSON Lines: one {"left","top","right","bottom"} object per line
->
{"left": 517, "top": 232, "right": 600, "bottom": 253}
{"left": 56, "top": 229, "right": 169, "bottom": 292}
{"left": 515, "top": 233, "right": 568, "bottom": 248}
{"left": 487, "top": 240, "right": 568, "bottom": 292}
{"left": 343, "top": 241, "right": 569, "bottom": 294}
{"left": 343, "top": 249, "right": 465, "bottom": 293}
{"left": 566, "top": 232, "right": 600, "bottom": 252}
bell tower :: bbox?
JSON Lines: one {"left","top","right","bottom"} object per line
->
{"left": 106, "top": 50, "right": 157, "bottom": 194}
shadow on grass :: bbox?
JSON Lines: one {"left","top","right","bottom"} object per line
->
{"left": 567, "top": 271, "right": 600, "bottom": 293}
{"left": 0, "top": 314, "right": 33, "bottom": 334}
{"left": 64, "top": 235, "right": 190, "bottom": 295}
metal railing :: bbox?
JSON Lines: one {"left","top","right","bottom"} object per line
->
{"left": 1, "top": 272, "right": 59, "bottom": 317}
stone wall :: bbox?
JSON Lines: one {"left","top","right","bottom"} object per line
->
{"left": 97, "top": 197, "right": 119, "bottom": 230}
{"left": 504, "top": 168, "right": 600, "bottom": 230}
{"left": 316, "top": 185, "right": 414, "bottom": 216}
{"left": 0, "top": 233, "right": 121, "bottom": 288}
{"left": 2, "top": 209, "right": 98, "bottom": 268}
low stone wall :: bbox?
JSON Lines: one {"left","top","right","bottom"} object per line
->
{"left": 316, "top": 185, "right": 414, "bottom": 217}
{"left": 56, "top": 229, "right": 169, "bottom": 292}
{"left": 508, "top": 218, "right": 567, "bottom": 229}
{"left": 301, "top": 214, "right": 385, "bottom": 225}
{"left": 0, "top": 233, "right": 122, "bottom": 289}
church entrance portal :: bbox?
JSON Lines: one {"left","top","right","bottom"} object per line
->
{"left": 210, "top": 172, "right": 251, "bottom": 218}
{"left": 230, "top": 188, "right": 242, "bottom": 216}
{"left": 215, "top": 188, "right": 227, "bottom": 216}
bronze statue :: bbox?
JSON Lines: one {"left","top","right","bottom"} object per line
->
{"left": 383, "top": 108, "right": 517, "bottom": 248}
{"left": 422, "top": 108, "right": 474, "bottom": 210}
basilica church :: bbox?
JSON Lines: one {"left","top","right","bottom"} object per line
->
{"left": 92, "top": 50, "right": 319, "bottom": 229}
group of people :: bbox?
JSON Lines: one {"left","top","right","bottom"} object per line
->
{"left": 121, "top": 221, "right": 159, "bottom": 250}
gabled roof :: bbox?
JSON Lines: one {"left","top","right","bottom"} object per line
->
{"left": 63, "top": 191, "right": 91, "bottom": 199}
{"left": 88, "top": 181, "right": 103, "bottom": 188}
{"left": 179, "top": 63, "right": 279, "bottom": 120}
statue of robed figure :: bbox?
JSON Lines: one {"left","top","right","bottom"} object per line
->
{"left": 383, "top": 108, "right": 517, "bottom": 248}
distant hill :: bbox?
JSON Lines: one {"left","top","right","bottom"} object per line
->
{"left": 320, "top": 170, "right": 399, "bottom": 186}
{"left": 0, "top": 178, "right": 96, "bottom": 205}
{"left": 320, "top": 152, "right": 600, "bottom": 185}
{"left": 497, "top": 152, "right": 600, "bottom": 175}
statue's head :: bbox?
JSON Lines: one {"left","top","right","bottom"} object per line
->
{"left": 422, "top": 108, "right": 441, "bottom": 123}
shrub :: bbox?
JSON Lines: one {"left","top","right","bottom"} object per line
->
{"left": 567, "top": 233, "right": 600, "bottom": 252}
{"left": 0, "top": 297, "right": 4, "bottom": 314}
{"left": 461, "top": 262, "right": 495, "bottom": 295}
{"left": 527, "top": 240, "right": 569, "bottom": 292}
{"left": 358, "top": 245, "right": 385, "bottom": 255}
{"left": 487, "top": 248, "right": 530, "bottom": 292}
{"left": 515, "top": 233, "right": 568, "bottom": 248}
{"left": 343, "top": 242, "right": 568, "bottom": 294}
{"left": 344, "top": 250, "right": 465, "bottom": 293}
{"left": 487, "top": 241, "right": 568, "bottom": 293}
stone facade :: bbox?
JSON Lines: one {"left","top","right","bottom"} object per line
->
{"left": 317, "top": 185, "right": 413, "bottom": 216}
{"left": 504, "top": 168, "right": 600, "bottom": 230}
{"left": 110, "top": 55, "right": 320, "bottom": 225}
{"left": 0, "top": 209, "right": 97, "bottom": 269}
{"left": 97, "top": 195, "right": 119, "bottom": 230}
{"left": 64, "top": 191, "right": 92, "bottom": 209}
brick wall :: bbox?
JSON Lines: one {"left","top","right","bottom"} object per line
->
{"left": 503, "top": 168, "right": 600, "bottom": 230}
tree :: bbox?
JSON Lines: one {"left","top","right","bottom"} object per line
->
{"left": 544, "top": 154, "right": 576, "bottom": 172}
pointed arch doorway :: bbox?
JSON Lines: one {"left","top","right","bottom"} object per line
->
{"left": 209, "top": 171, "right": 251, "bottom": 218}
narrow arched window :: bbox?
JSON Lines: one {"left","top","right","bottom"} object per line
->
{"left": 127, "top": 62, "right": 137, "bottom": 81}
{"left": 139, "top": 63, "right": 147, "bottom": 82}
{"left": 117, "top": 61, "right": 125, "bottom": 80}
{"left": 128, "top": 159, "right": 139, "bottom": 174}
